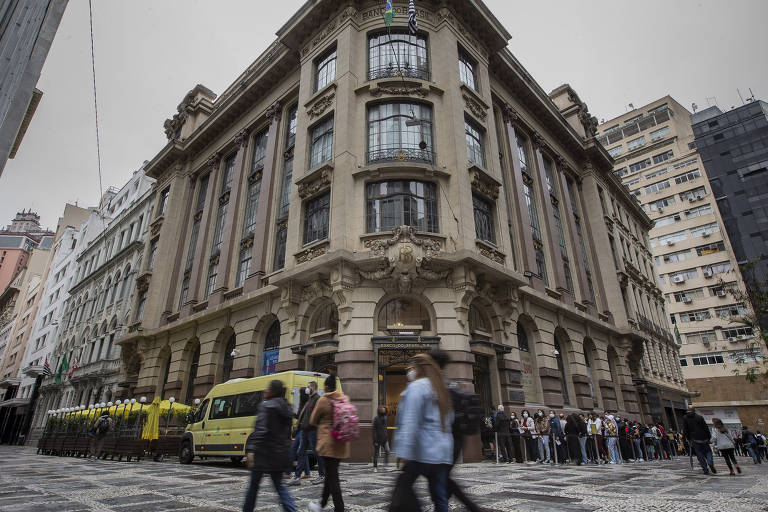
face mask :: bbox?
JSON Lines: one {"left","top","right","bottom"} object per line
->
{"left": 538, "top": 412, "right": 544, "bottom": 417}
{"left": 549, "top": 413, "right": 555, "bottom": 418}
{"left": 559, "top": 415, "right": 564, "bottom": 419}
{"left": 305, "top": 387, "right": 311, "bottom": 395}
{"left": 511, "top": 415, "right": 516, "bottom": 419}
{"left": 407, "top": 369, "right": 417, "bottom": 382}
{"left": 523, "top": 413, "right": 528, "bottom": 418}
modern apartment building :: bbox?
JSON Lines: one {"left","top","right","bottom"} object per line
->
{"left": 597, "top": 97, "right": 767, "bottom": 429}
{"left": 115, "top": 0, "right": 686, "bottom": 461}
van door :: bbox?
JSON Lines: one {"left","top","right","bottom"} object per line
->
{"left": 206, "top": 395, "right": 236, "bottom": 454}
{"left": 232, "top": 391, "right": 262, "bottom": 454}
{"left": 188, "top": 399, "right": 209, "bottom": 452}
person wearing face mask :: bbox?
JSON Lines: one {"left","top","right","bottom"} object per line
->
{"left": 391, "top": 354, "right": 454, "bottom": 512}
{"left": 520, "top": 409, "right": 537, "bottom": 462}
{"left": 535, "top": 409, "right": 551, "bottom": 463}
{"left": 372, "top": 406, "right": 389, "bottom": 472}
{"left": 547, "top": 410, "right": 563, "bottom": 464}
{"left": 509, "top": 411, "right": 523, "bottom": 463}
{"left": 288, "top": 381, "right": 324, "bottom": 486}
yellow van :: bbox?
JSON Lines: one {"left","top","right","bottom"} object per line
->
{"left": 179, "top": 370, "right": 336, "bottom": 464}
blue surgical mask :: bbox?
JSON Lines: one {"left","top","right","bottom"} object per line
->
{"left": 523, "top": 413, "right": 528, "bottom": 418}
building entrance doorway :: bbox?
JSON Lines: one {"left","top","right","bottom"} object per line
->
{"left": 473, "top": 354, "right": 493, "bottom": 414}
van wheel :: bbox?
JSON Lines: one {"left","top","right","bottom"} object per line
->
{"left": 230, "top": 456, "right": 244, "bottom": 464}
{"left": 179, "top": 442, "right": 194, "bottom": 464}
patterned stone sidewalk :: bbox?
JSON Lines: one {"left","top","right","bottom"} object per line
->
{"left": 0, "top": 446, "right": 767, "bottom": 511}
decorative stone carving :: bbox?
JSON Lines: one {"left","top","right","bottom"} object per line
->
{"left": 470, "top": 169, "right": 500, "bottom": 200}
{"left": 360, "top": 226, "right": 447, "bottom": 294}
{"left": 463, "top": 92, "right": 488, "bottom": 121}
{"left": 307, "top": 93, "right": 335, "bottom": 119}
{"left": 206, "top": 152, "right": 222, "bottom": 171}
{"left": 477, "top": 243, "right": 505, "bottom": 264}
{"left": 502, "top": 103, "right": 519, "bottom": 124}
{"left": 296, "top": 243, "right": 329, "bottom": 264}
{"left": 233, "top": 128, "right": 250, "bottom": 148}
{"left": 370, "top": 85, "right": 427, "bottom": 98}
{"left": 301, "top": 280, "right": 332, "bottom": 303}
{"left": 531, "top": 132, "right": 547, "bottom": 151}
{"left": 266, "top": 101, "right": 282, "bottom": 122}
{"left": 437, "top": 7, "right": 483, "bottom": 54}
{"left": 298, "top": 168, "right": 332, "bottom": 199}
{"left": 300, "top": 19, "right": 338, "bottom": 58}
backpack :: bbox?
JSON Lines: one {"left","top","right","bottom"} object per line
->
{"left": 95, "top": 416, "right": 111, "bottom": 436}
{"left": 330, "top": 395, "right": 359, "bottom": 442}
{"left": 450, "top": 387, "right": 483, "bottom": 436}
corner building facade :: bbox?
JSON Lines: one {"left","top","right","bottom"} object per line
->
{"left": 121, "top": 0, "right": 687, "bottom": 460}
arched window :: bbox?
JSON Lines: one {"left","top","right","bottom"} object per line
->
{"left": 377, "top": 298, "right": 430, "bottom": 332}
{"left": 185, "top": 344, "right": 200, "bottom": 405}
{"left": 469, "top": 304, "right": 490, "bottom": 336}
{"left": 517, "top": 322, "right": 529, "bottom": 352}
{"left": 160, "top": 356, "right": 171, "bottom": 398}
{"left": 120, "top": 265, "right": 131, "bottom": 298}
{"left": 221, "top": 335, "right": 236, "bottom": 382}
{"left": 312, "top": 303, "right": 338, "bottom": 337}
{"left": 262, "top": 321, "right": 281, "bottom": 376}
{"left": 102, "top": 279, "right": 111, "bottom": 308}
{"left": 110, "top": 273, "right": 120, "bottom": 304}
{"left": 554, "top": 338, "right": 570, "bottom": 405}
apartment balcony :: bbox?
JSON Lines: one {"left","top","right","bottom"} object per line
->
{"left": 598, "top": 107, "right": 672, "bottom": 146}
{"left": 68, "top": 358, "right": 121, "bottom": 383}
{"left": 21, "top": 364, "right": 46, "bottom": 377}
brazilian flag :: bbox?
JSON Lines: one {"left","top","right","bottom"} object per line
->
{"left": 384, "top": 0, "right": 394, "bottom": 26}
{"left": 55, "top": 354, "right": 69, "bottom": 384}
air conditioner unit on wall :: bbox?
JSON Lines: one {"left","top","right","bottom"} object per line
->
{"left": 703, "top": 269, "right": 713, "bottom": 278}
{"left": 683, "top": 297, "right": 693, "bottom": 303}
{"left": 673, "top": 275, "right": 686, "bottom": 283}
{"left": 716, "top": 290, "right": 727, "bottom": 297}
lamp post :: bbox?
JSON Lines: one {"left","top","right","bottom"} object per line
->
{"left": 138, "top": 397, "right": 146, "bottom": 436}
{"left": 166, "top": 397, "right": 175, "bottom": 435}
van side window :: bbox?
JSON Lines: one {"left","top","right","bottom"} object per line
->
{"left": 209, "top": 395, "right": 235, "bottom": 420}
{"left": 194, "top": 399, "right": 209, "bottom": 423}
{"left": 233, "top": 391, "right": 262, "bottom": 418}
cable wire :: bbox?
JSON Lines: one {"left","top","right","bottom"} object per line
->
{"left": 88, "top": 0, "right": 105, "bottom": 226}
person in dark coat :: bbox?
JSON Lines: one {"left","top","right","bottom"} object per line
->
{"left": 372, "top": 406, "right": 390, "bottom": 471}
{"left": 509, "top": 411, "right": 523, "bottom": 463}
{"left": 564, "top": 413, "right": 582, "bottom": 465}
{"left": 243, "top": 379, "right": 297, "bottom": 512}
{"left": 493, "top": 405, "right": 513, "bottom": 463}
{"left": 682, "top": 405, "right": 716, "bottom": 475}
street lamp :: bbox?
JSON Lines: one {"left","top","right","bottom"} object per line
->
{"left": 166, "top": 397, "right": 175, "bottom": 434}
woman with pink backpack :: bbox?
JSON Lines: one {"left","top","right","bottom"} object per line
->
{"left": 308, "top": 374, "right": 353, "bottom": 512}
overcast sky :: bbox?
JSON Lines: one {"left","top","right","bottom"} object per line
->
{"left": 2, "top": 0, "right": 767, "bottom": 231}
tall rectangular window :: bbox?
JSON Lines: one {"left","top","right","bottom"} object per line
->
{"left": 315, "top": 46, "right": 337, "bottom": 92}
{"left": 472, "top": 194, "right": 495, "bottom": 244}
{"left": 235, "top": 129, "right": 268, "bottom": 288}
{"left": 274, "top": 105, "right": 298, "bottom": 271}
{"left": 465, "top": 118, "right": 485, "bottom": 168}
{"left": 366, "top": 180, "right": 438, "bottom": 233}
{"left": 309, "top": 116, "right": 334, "bottom": 169}
{"left": 542, "top": 157, "right": 558, "bottom": 199}
{"left": 136, "top": 291, "right": 147, "bottom": 322}
{"left": 158, "top": 187, "right": 170, "bottom": 216}
{"left": 147, "top": 239, "right": 158, "bottom": 271}
{"left": 368, "top": 30, "right": 428, "bottom": 81}
{"left": 458, "top": 47, "right": 477, "bottom": 90}
{"left": 367, "top": 102, "right": 433, "bottom": 164}
{"left": 303, "top": 192, "right": 331, "bottom": 246}
{"left": 235, "top": 250, "right": 250, "bottom": 289}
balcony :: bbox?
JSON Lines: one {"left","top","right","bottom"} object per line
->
{"left": 69, "top": 358, "right": 121, "bottom": 382}
{"left": 599, "top": 107, "right": 672, "bottom": 147}
{"left": 368, "top": 64, "right": 430, "bottom": 82}
{"left": 367, "top": 146, "right": 435, "bottom": 166}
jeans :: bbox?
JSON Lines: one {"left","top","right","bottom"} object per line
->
{"left": 578, "top": 436, "right": 588, "bottom": 464}
{"left": 538, "top": 435, "right": 551, "bottom": 461}
{"left": 402, "top": 461, "right": 450, "bottom": 512}
{"left": 633, "top": 439, "right": 643, "bottom": 459}
{"left": 691, "top": 440, "right": 714, "bottom": 472}
{"left": 306, "top": 429, "right": 325, "bottom": 476}
{"left": 292, "top": 431, "right": 309, "bottom": 477}
{"left": 373, "top": 442, "right": 389, "bottom": 468}
{"left": 243, "top": 471, "right": 296, "bottom": 512}
{"left": 321, "top": 457, "right": 343, "bottom": 512}
{"left": 745, "top": 443, "right": 759, "bottom": 464}
{"left": 607, "top": 437, "right": 622, "bottom": 464}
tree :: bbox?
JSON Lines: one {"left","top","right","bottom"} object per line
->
{"left": 724, "top": 260, "right": 768, "bottom": 383}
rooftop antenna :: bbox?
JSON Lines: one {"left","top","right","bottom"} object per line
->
{"left": 692, "top": 103, "right": 698, "bottom": 113}
{"left": 627, "top": 103, "right": 635, "bottom": 111}
{"left": 706, "top": 96, "right": 718, "bottom": 107}
{"left": 737, "top": 88, "right": 745, "bottom": 105}
{"left": 749, "top": 88, "right": 756, "bottom": 101}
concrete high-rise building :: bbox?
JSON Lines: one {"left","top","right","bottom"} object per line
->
{"left": 113, "top": 0, "right": 686, "bottom": 461}
{"left": 0, "top": 210, "right": 54, "bottom": 292}
{"left": 692, "top": 101, "right": 768, "bottom": 287}
{"left": 0, "top": 0, "right": 69, "bottom": 177}
{"left": 597, "top": 97, "right": 768, "bottom": 430}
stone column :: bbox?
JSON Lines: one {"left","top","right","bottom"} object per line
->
{"left": 183, "top": 155, "right": 221, "bottom": 313}
{"left": 335, "top": 350, "right": 375, "bottom": 463}
{"left": 576, "top": 173, "right": 611, "bottom": 315}
{"left": 556, "top": 167, "right": 590, "bottom": 305}
{"left": 245, "top": 102, "right": 283, "bottom": 293}
{"left": 501, "top": 106, "right": 540, "bottom": 290}
{"left": 531, "top": 133, "right": 566, "bottom": 293}
{"left": 209, "top": 129, "right": 251, "bottom": 307}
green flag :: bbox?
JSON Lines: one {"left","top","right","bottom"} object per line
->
{"left": 55, "top": 354, "right": 68, "bottom": 384}
{"left": 384, "top": 0, "right": 394, "bottom": 26}
{"left": 674, "top": 324, "right": 681, "bottom": 343}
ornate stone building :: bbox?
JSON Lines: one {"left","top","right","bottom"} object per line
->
{"left": 119, "top": 0, "right": 687, "bottom": 460}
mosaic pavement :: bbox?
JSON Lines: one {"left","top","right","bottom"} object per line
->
{"left": 0, "top": 446, "right": 767, "bottom": 511}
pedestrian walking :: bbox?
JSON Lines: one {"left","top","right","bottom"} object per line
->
{"left": 309, "top": 375, "right": 353, "bottom": 512}
{"left": 391, "top": 353, "right": 454, "bottom": 512}
{"left": 372, "top": 406, "right": 390, "bottom": 472}
{"left": 535, "top": 409, "right": 551, "bottom": 463}
{"left": 431, "top": 349, "right": 482, "bottom": 512}
{"left": 756, "top": 431, "right": 767, "bottom": 461}
{"left": 243, "top": 379, "right": 297, "bottom": 512}
{"left": 711, "top": 418, "right": 741, "bottom": 476}
{"left": 288, "top": 381, "right": 324, "bottom": 486}
{"left": 493, "top": 405, "right": 513, "bottom": 463}
{"left": 682, "top": 405, "right": 716, "bottom": 475}
{"left": 89, "top": 411, "right": 113, "bottom": 459}
{"left": 741, "top": 426, "right": 761, "bottom": 464}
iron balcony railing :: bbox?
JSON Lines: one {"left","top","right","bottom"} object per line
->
{"left": 367, "top": 147, "right": 435, "bottom": 165}
{"left": 368, "top": 65, "right": 430, "bottom": 82}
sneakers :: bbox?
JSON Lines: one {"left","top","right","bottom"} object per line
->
{"left": 638, "top": 458, "right": 644, "bottom": 462}
{"left": 736, "top": 465, "right": 742, "bottom": 474}
{"left": 308, "top": 502, "right": 324, "bottom": 512}
{"left": 286, "top": 476, "right": 301, "bottom": 486}
{"left": 709, "top": 464, "right": 717, "bottom": 474}
{"left": 311, "top": 475, "right": 324, "bottom": 485}
{"left": 373, "top": 467, "right": 378, "bottom": 473}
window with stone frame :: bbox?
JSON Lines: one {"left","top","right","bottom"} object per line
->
{"left": 367, "top": 102, "right": 433, "bottom": 164}
{"left": 458, "top": 46, "right": 478, "bottom": 91}
{"left": 158, "top": 187, "right": 170, "bottom": 217}
{"left": 221, "top": 335, "right": 236, "bottom": 382}
{"left": 314, "top": 45, "right": 337, "bottom": 92}
{"left": 378, "top": 298, "right": 431, "bottom": 332}
{"left": 135, "top": 289, "right": 147, "bottom": 322}
{"left": 468, "top": 304, "right": 491, "bottom": 336}
{"left": 368, "top": 30, "right": 428, "bottom": 81}
{"left": 303, "top": 192, "right": 330, "bottom": 246}
{"left": 147, "top": 238, "right": 158, "bottom": 271}
{"left": 235, "top": 129, "right": 268, "bottom": 288}
{"left": 472, "top": 194, "right": 495, "bottom": 244}
{"left": 273, "top": 105, "right": 298, "bottom": 271}
{"left": 465, "top": 118, "right": 486, "bottom": 168}
{"left": 185, "top": 344, "right": 200, "bottom": 405}
{"left": 366, "top": 180, "right": 437, "bottom": 234}
{"left": 309, "top": 115, "right": 334, "bottom": 169}
{"left": 312, "top": 303, "right": 339, "bottom": 338}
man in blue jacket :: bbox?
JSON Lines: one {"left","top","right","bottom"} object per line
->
{"left": 548, "top": 410, "right": 564, "bottom": 463}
